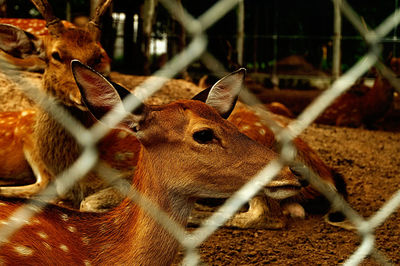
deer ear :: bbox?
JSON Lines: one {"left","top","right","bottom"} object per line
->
{"left": 192, "top": 68, "right": 246, "bottom": 119}
{"left": 0, "top": 24, "right": 44, "bottom": 59}
{"left": 71, "top": 60, "right": 144, "bottom": 129}
{"left": 108, "top": 81, "right": 145, "bottom": 115}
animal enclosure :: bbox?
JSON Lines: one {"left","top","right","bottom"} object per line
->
{"left": 0, "top": 0, "right": 399, "bottom": 265}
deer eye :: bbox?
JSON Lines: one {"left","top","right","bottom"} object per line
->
{"left": 193, "top": 129, "right": 216, "bottom": 144}
{"left": 51, "top": 51, "right": 62, "bottom": 62}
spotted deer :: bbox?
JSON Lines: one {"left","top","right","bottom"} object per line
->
{"left": 0, "top": 61, "right": 300, "bottom": 265}
{"left": 315, "top": 58, "right": 398, "bottom": 127}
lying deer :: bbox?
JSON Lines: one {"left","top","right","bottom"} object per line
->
{"left": 0, "top": 60, "right": 299, "bottom": 265}
{"left": 253, "top": 57, "right": 397, "bottom": 128}
{"left": 316, "top": 58, "right": 398, "bottom": 127}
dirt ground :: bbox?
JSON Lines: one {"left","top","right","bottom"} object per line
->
{"left": 177, "top": 124, "right": 400, "bottom": 265}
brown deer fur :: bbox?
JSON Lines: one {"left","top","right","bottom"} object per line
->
{"left": 0, "top": 63, "right": 298, "bottom": 265}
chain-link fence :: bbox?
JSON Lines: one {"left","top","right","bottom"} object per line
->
{"left": 0, "top": 0, "right": 400, "bottom": 265}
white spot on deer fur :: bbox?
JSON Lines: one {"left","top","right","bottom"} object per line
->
{"left": 81, "top": 236, "right": 90, "bottom": 245}
{"left": 9, "top": 216, "right": 30, "bottom": 225}
{"left": 59, "top": 244, "right": 69, "bottom": 252}
{"left": 21, "top": 111, "right": 29, "bottom": 117}
{"left": 84, "top": 260, "right": 92, "bottom": 266}
{"left": 28, "top": 204, "right": 41, "bottom": 213}
{"left": 67, "top": 226, "right": 77, "bottom": 233}
{"left": 117, "top": 131, "right": 128, "bottom": 139}
{"left": 254, "top": 122, "right": 262, "bottom": 127}
{"left": 115, "top": 152, "right": 134, "bottom": 161}
{"left": 43, "top": 242, "right": 52, "bottom": 250}
{"left": 0, "top": 202, "right": 7, "bottom": 206}
{"left": 14, "top": 245, "right": 34, "bottom": 256}
{"left": 37, "top": 231, "right": 48, "bottom": 239}
{"left": 31, "top": 218, "right": 41, "bottom": 225}
{"left": 259, "top": 129, "right": 266, "bottom": 136}
{"left": 60, "top": 213, "right": 69, "bottom": 222}
{"left": 241, "top": 125, "right": 250, "bottom": 131}
{"left": 0, "top": 220, "right": 9, "bottom": 225}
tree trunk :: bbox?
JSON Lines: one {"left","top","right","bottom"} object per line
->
{"left": 166, "top": 0, "right": 188, "bottom": 79}
{"left": 141, "top": 0, "right": 157, "bottom": 75}
{"left": 236, "top": 0, "right": 244, "bottom": 67}
{"left": 0, "top": 0, "right": 7, "bottom": 17}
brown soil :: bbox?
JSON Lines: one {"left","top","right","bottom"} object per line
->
{"left": 177, "top": 124, "right": 400, "bottom": 265}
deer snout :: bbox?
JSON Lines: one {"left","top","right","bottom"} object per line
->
{"left": 263, "top": 166, "right": 302, "bottom": 200}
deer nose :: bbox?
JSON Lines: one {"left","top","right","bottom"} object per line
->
{"left": 298, "top": 178, "right": 309, "bottom": 187}
{"left": 289, "top": 166, "right": 309, "bottom": 187}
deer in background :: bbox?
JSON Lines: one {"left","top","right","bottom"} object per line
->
{"left": 251, "top": 56, "right": 398, "bottom": 128}
{"left": 0, "top": 60, "right": 301, "bottom": 265}
{"left": 315, "top": 57, "right": 398, "bottom": 127}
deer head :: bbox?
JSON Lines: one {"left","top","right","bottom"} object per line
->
{"left": 72, "top": 61, "right": 301, "bottom": 199}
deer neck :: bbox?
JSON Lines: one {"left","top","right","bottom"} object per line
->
{"left": 87, "top": 149, "right": 193, "bottom": 265}
{"left": 33, "top": 104, "right": 95, "bottom": 176}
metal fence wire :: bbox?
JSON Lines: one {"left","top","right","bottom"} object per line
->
{"left": 0, "top": 0, "right": 400, "bottom": 265}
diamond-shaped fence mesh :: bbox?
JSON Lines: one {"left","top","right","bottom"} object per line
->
{"left": 0, "top": 0, "right": 399, "bottom": 265}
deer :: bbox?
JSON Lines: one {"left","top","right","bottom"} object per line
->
{"left": 0, "top": 60, "right": 303, "bottom": 265}
{"left": 253, "top": 56, "right": 398, "bottom": 128}
{"left": 315, "top": 57, "right": 398, "bottom": 127}
{"left": 0, "top": 65, "right": 307, "bottom": 226}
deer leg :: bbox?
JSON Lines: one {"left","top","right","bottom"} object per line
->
{"left": 224, "top": 195, "right": 287, "bottom": 229}
{"left": 0, "top": 146, "right": 50, "bottom": 198}
{"left": 188, "top": 196, "right": 287, "bottom": 229}
{"left": 281, "top": 202, "right": 306, "bottom": 219}
{"left": 324, "top": 210, "right": 356, "bottom": 231}
{"left": 80, "top": 179, "right": 130, "bottom": 213}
